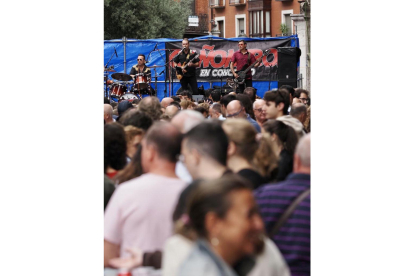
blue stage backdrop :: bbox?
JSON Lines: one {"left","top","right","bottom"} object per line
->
{"left": 104, "top": 35, "right": 299, "bottom": 100}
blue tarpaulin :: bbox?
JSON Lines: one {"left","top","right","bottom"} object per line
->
{"left": 104, "top": 35, "right": 299, "bottom": 100}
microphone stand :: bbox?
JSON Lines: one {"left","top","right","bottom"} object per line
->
{"left": 150, "top": 48, "right": 172, "bottom": 98}
{"left": 268, "top": 65, "right": 272, "bottom": 90}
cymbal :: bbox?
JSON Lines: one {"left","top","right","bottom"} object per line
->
{"left": 148, "top": 65, "right": 164, "bottom": 68}
{"left": 111, "top": 73, "right": 133, "bottom": 81}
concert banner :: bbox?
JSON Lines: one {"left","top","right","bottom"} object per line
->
{"left": 166, "top": 38, "right": 292, "bottom": 81}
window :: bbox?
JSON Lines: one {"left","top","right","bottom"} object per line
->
{"left": 281, "top": 9, "right": 293, "bottom": 35}
{"left": 235, "top": 14, "right": 246, "bottom": 37}
{"left": 215, "top": 16, "right": 225, "bottom": 37}
{"left": 249, "top": 10, "right": 271, "bottom": 37}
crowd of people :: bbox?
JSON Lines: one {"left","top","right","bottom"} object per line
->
{"left": 104, "top": 84, "right": 311, "bottom": 276}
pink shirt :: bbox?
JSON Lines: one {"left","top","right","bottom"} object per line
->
{"left": 104, "top": 173, "right": 187, "bottom": 256}
{"left": 230, "top": 50, "right": 257, "bottom": 79}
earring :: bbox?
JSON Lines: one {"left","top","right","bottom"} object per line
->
{"left": 211, "top": 237, "right": 220, "bottom": 246}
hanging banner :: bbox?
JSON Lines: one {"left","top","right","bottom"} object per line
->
{"left": 166, "top": 38, "right": 292, "bottom": 81}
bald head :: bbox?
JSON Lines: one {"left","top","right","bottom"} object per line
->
{"left": 253, "top": 99, "right": 265, "bottom": 109}
{"left": 104, "top": 104, "right": 113, "bottom": 124}
{"left": 226, "top": 100, "right": 245, "bottom": 118}
{"left": 161, "top": 97, "right": 174, "bottom": 108}
{"left": 171, "top": 110, "right": 205, "bottom": 133}
{"left": 165, "top": 105, "right": 179, "bottom": 118}
{"left": 290, "top": 103, "right": 308, "bottom": 124}
{"left": 142, "top": 122, "right": 183, "bottom": 170}
{"left": 293, "top": 133, "right": 310, "bottom": 173}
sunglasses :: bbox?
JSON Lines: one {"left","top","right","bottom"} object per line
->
{"left": 137, "top": 59, "right": 144, "bottom": 61}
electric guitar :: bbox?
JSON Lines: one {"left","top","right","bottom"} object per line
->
{"left": 233, "top": 49, "right": 271, "bottom": 84}
{"left": 175, "top": 52, "right": 199, "bottom": 80}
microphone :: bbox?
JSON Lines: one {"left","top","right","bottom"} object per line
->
{"left": 114, "top": 47, "right": 118, "bottom": 58}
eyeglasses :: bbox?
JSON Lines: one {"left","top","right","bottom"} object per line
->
{"left": 254, "top": 108, "right": 265, "bottom": 113}
{"left": 227, "top": 107, "right": 243, "bottom": 118}
{"left": 299, "top": 97, "right": 308, "bottom": 102}
{"left": 137, "top": 59, "right": 144, "bottom": 61}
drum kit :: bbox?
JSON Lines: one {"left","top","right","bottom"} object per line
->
{"left": 104, "top": 65, "right": 163, "bottom": 102}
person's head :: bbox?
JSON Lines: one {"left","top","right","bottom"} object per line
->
{"left": 262, "top": 89, "right": 290, "bottom": 119}
{"left": 104, "top": 104, "right": 114, "bottom": 124}
{"left": 243, "top": 87, "right": 257, "bottom": 103}
{"left": 181, "top": 90, "right": 191, "bottom": 101}
{"left": 182, "top": 38, "right": 190, "bottom": 51}
{"left": 180, "top": 99, "right": 193, "bottom": 110}
{"left": 138, "top": 96, "right": 162, "bottom": 121}
{"left": 137, "top": 54, "right": 146, "bottom": 66}
{"left": 222, "top": 119, "right": 258, "bottom": 162}
{"left": 211, "top": 90, "right": 221, "bottom": 102}
{"left": 117, "top": 100, "right": 134, "bottom": 119}
{"left": 194, "top": 105, "right": 209, "bottom": 119}
{"left": 253, "top": 99, "right": 267, "bottom": 124}
{"left": 165, "top": 105, "right": 180, "bottom": 118}
{"left": 114, "top": 143, "right": 143, "bottom": 185}
{"left": 220, "top": 94, "right": 237, "bottom": 118}
{"left": 171, "top": 109, "right": 205, "bottom": 134}
{"left": 161, "top": 97, "right": 174, "bottom": 108}
{"left": 304, "top": 105, "right": 311, "bottom": 133}
{"left": 236, "top": 94, "right": 255, "bottom": 120}
{"left": 181, "top": 121, "right": 228, "bottom": 178}
{"left": 292, "top": 97, "right": 302, "bottom": 105}
{"left": 290, "top": 103, "right": 308, "bottom": 125}
{"left": 294, "top": 89, "right": 310, "bottom": 106}
{"left": 279, "top": 85, "right": 295, "bottom": 105}
{"left": 204, "top": 89, "right": 212, "bottom": 100}
{"left": 141, "top": 122, "right": 182, "bottom": 173}
{"left": 171, "top": 96, "right": 181, "bottom": 103}
{"left": 187, "top": 174, "right": 264, "bottom": 263}
{"left": 119, "top": 109, "right": 153, "bottom": 131}
{"left": 104, "top": 123, "right": 127, "bottom": 172}
{"left": 124, "top": 125, "right": 145, "bottom": 158}
{"left": 238, "top": 40, "right": 247, "bottom": 51}
{"left": 226, "top": 100, "right": 246, "bottom": 119}
{"left": 209, "top": 103, "right": 222, "bottom": 119}
{"left": 263, "top": 120, "right": 298, "bottom": 155}
{"left": 293, "top": 133, "right": 310, "bottom": 174}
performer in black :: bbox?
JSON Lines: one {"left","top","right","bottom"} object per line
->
{"left": 129, "top": 54, "right": 154, "bottom": 96}
{"left": 173, "top": 38, "right": 200, "bottom": 97}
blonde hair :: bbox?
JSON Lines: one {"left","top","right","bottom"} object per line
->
{"left": 180, "top": 100, "right": 194, "bottom": 110}
{"left": 124, "top": 125, "right": 145, "bottom": 144}
{"left": 222, "top": 119, "right": 279, "bottom": 178}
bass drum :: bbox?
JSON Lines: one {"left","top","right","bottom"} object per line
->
{"left": 119, "top": 93, "right": 139, "bottom": 102}
{"left": 110, "top": 83, "right": 127, "bottom": 98}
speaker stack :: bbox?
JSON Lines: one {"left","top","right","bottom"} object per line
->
{"left": 277, "top": 47, "right": 301, "bottom": 88}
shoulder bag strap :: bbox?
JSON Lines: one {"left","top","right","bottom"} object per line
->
{"left": 269, "top": 187, "right": 310, "bottom": 237}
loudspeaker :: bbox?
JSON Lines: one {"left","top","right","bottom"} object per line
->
{"left": 277, "top": 47, "right": 301, "bottom": 88}
{"left": 278, "top": 80, "right": 297, "bottom": 88}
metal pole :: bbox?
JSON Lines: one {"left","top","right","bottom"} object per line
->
{"left": 122, "top": 36, "right": 127, "bottom": 73}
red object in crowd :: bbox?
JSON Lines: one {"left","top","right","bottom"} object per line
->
{"left": 118, "top": 269, "right": 131, "bottom": 276}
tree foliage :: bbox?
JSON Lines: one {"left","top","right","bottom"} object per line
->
{"left": 104, "top": 0, "right": 193, "bottom": 40}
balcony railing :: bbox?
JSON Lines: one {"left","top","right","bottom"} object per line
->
{"left": 229, "top": 0, "right": 246, "bottom": 5}
{"left": 210, "top": 0, "right": 225, "bottom": 8}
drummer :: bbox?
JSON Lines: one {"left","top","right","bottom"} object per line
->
{"left": 130, "top": 54, "right": 151, "bottom": 81}
{"left": 129, "top": 54, "right": 153, "bottom": 95}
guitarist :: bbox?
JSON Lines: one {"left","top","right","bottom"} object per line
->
{"left": 230, "top": 40, "right": 261, "bottom": 93}
{"left": 173, "top": 38, "right": 200, "bottom": 97}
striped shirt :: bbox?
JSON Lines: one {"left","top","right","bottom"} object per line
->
{"left": 254, "top": 173, "right": 310, "bottom": 276}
